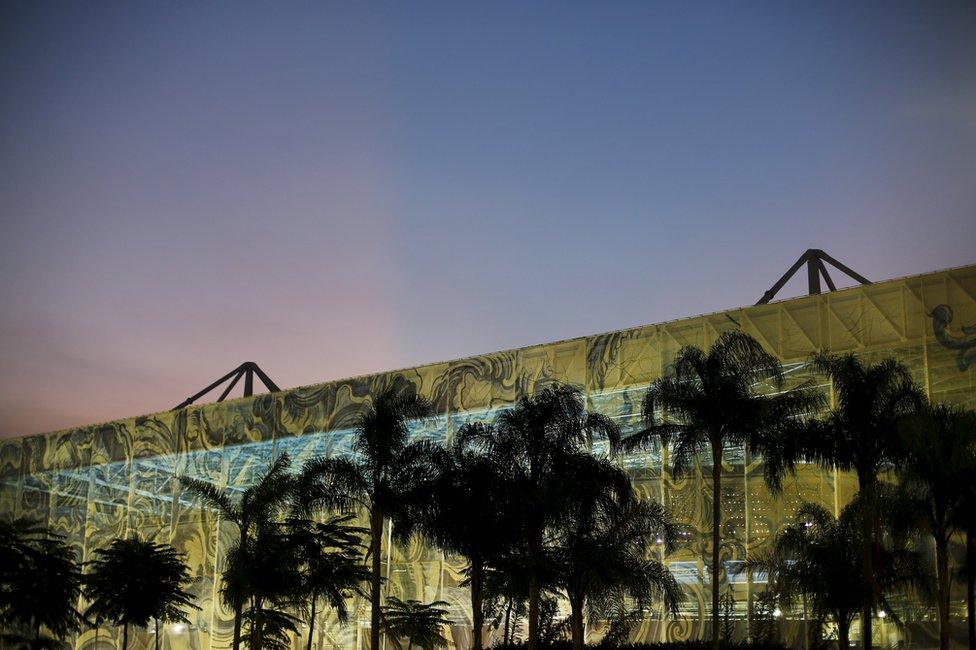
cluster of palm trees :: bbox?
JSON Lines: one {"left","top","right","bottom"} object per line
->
{"left": 175, "top": 384, "right": 678, "bottom": 650}
{"left": 3, "top": 330, "right": 975, "bottom": 650}
{"left": 1, "top": 521, "right": 196, "bottom": 649}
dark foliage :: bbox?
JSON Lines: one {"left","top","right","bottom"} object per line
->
{"left": 0, "top": 518, "right": 85, "bottom": 647}
{"left": 381, "top": 597, "right": 451, "bottom": 650}
{"left": 83, "top": 533, "right": 197, "bottom": 650}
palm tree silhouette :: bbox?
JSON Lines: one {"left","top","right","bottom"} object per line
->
{"left": 179, "top": 453, "right": 295, "bottom": 650}
{"left": 798, "top": 352, "right": 924, "bottom": 650}
{"left": 747, "top": 501, "right": 862, "bottom": 649}
{"left": 482, "top": 557, "right": 531, "bottom": 645}
{"left": 0, "top": 518, "right": 85, "bottom": 648}
{"left": 747, "top": 497, "right": 927, "bottom": 649}
{"left": 82, "top": 533, "right": 198, "bottom": 650}
{"left": 301, "top": 386, "right": 436, "bottom": 650}
{"left": 380, "top": 597, "right": 451, "bottom": 650}
{"left": 222, "top": 519, "right": 305, "bottom": 650}
{"left": 458, "top": 383, "right": 619, "bottom": 650}
{"left": 242, "top": 605, "right": 300, "bottom": 650}
{"left": 623, "top": 330, "right": 821, "bottom": 650}
{"left": 553, "top": 453, "right": 680, "bottom": 650}
{"left": 288, "top": 513, "right": 371, "bottom": 650}
{"left": 894, "top": 403, "right": 976, "bottom": 650}
{"left": 417, "top": 423, "right": 517, "bottom": 650}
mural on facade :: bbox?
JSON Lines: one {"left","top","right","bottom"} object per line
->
{"left": 931, "top": 304, "right": 976, "bottom": 371}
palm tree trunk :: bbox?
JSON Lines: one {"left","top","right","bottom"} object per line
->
{"left": 370, "top": 508, "right": 384, "bottom": 650}
{"left": 504, "top": 598, "right": 513, "bottom": 645}
{"left": 253, "top": 597, "right": 266, "bottom": 650}
{"left": 968, "top": 527, "right": 975, "bottom": 650}
{"left": 232, "top": 600, "right": 244, "bottom": 650}
{"left": 307, "top": 593, "right": 318, "bottom": 650}
{"left": 470, "top": 560, "right": 485, "bottom": 650}
{"left": 569, "top": 591, "right": 585, "bottom": 650}
{"left": 123, "top": 622, "right": 129, "bottom": 650}
{"left": 858, "top": 474, "right": 874, "bottom": 650}
{"left": 936, "top": 534, "right": 951, "bottom": 650}
{"left": 838, "top": 616, "right": 850, "bottom": 650}
{"left": 527, "top": 571, "right": 540, "bottom": 650}
{"left": 711, "top": 442, "right": 722, "bottom": 650}
{"left": 155, "top": 618, "right": 160, "bottom": 650}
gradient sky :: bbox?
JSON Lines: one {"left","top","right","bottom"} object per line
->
{"left": 1, "top": 2, "right": 974, "bottom": 438}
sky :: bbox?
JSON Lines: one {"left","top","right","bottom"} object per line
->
{"left": 1, "top": 2, "right": 974, "bottom": 438}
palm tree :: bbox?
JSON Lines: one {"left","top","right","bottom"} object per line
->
{"left": 482, "top": 557, "right": 531, "bottom": 645}
{"left": 288, "top": 514, "right": 371, "bottom": 650}
{"left": 457, "top": 383, "right": 619, "bottom": 650}
{"left": 380, "top": 597, "right": 451, "bottom": 650}
{"left": 799, "top": 352, "right": 924, "bottom": 650}
{"left": 221, "top": 520, "right": 305, "bottom": 650}
{"left": 179, "top": 453, "right": 295, "bottom": 650}
{"left": 417, "top": 424, "right": 517, "bottom": 650}
{"left": 0, "top": 518, "right": 85, "bottom": 647}
{"left": 894, "top": 403, "right": 976, "bottom": 650}
{"left": 82, "top": 534, "right": 198, "bottom": 650}
{"left": 747, "top": 502, "right": 862, "bottom": 648}
{"left": 553, "top": 453, "right": 681, "bottom": 650}
{"left": 242, "top": 606, "right": 300, "bottom": 650}
{"left": 622, "top": 330, "right": 821, "bottom": 650}
{"left": 748, "top": 498, "right": 927, "bottom": 650}
{"left": 301, "top": 386, "right": 436, "bottom": 650}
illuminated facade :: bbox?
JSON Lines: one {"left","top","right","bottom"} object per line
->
{"left": 1, "top": 264, "right": 975, "bottom": 650}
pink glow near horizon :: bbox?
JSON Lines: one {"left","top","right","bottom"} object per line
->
{"left": 2, "top": 2, "right": 974, "bottom": 437}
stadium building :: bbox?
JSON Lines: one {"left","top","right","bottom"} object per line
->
{"left": 2, "top": 258, "right": 975, "bottom": 649}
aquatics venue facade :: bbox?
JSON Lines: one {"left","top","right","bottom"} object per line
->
{"left": 1, "top": 263, "right": 975, "bottom": 650}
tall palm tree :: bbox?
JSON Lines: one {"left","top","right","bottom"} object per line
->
{"left": 799, "top": 352, "right": 924, "bottom": 650}
{"left": 301, "top": 386, "right": 436, "bottom": 650}
{"left": 0, "top": 518, "right": 85, "bottom": 647}
{"left": 179, "top": 453, "right": 295, "bottom": 650}
{"left": 458, "top": 383, "right": 619, "bottom": 650}
{"left": 553, "top": 453, "right": 680, "bottom": 650}
{"left": 623, "top": 330, "right": 820, "bottom": 650}
{"left": 894, "top": 403, "right": 976, "bottom": 650}
{"left": 380, "top": 597, "right": 451, "bottom": 650}
{"left": 417, "top": 424, "right": 517, "bottom": 650}
{"left": 288, "top": 514, "right": 371, "bottom": 650}
{"left": 83, "top": 534, "right": 198, "bottom": 650}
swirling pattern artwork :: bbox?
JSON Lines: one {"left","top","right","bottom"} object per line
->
{"left": 1, "top": 265, "right": 974, "bottom": 650}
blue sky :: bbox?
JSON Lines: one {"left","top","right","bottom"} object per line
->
{"left": 1, "top": 1, "right": 974, "bottom": 436}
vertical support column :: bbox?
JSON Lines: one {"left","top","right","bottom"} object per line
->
{"left": 807, "top": 256, "right": 822, "bottom": 296}
{"left": 244, "top": 368, "right": 254, "bottom": 398}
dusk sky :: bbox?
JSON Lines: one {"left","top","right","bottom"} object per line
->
{"left": 1, "top": 2, "right": 974, "bottom": 437}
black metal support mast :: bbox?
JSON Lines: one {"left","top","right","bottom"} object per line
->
{"left": 173, "top": 362, "right": 281, "bottom": 410}
{"left": 756, "top": 249, "right": 871, "bottom": 305}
